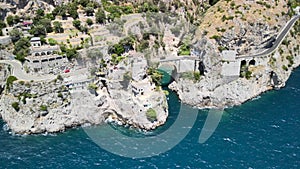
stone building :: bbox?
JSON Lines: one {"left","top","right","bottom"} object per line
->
{"left": 24, "top": 37, "right": 68, "bottom": 73}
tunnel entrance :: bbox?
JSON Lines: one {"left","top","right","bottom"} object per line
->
{"left": 198, "top": 61, "right": 205, "bottom": 76}
{"left": 249, "top": 59, "right": 256, "bottom": 66}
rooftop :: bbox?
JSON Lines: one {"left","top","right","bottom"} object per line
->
{"left": 31, "top": 37, "right": 41, "bottom": 42}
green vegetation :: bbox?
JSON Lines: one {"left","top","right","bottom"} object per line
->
{"left": 0, "top": 20, "right": 6, "bottom": 36}
{"left": 18, "top": 92, "right": 37, "bottom": 104}
{"left": 65, "top": 48, "right": 78, "bottom": 60}
{"left": 146, "top": 108, "right": 157, "bottom": 122}
{"left": 40, "top": 105, "right": 48, "bottom": 111}
{"left": 6, "top": 15, "right": 20, "bottom": 26}
{"left": 269, "top": 57, "right": 276, "bottom": 66}
{"left": 221, "top": 15, "right": 234, "bottom": 22}
{"left": 218, "top": 46, "right": 228, "bottom": 52}
{"left": 56, "top": 74, "right": 64, "bottom": 81}
{"left": 9, "top": 28, "right": 23, "bottom": 43}
{"left": 72, "top": 20, "right": 81, "bottom": 30}
{"left": 88, "top": 83, "right": 98, "bottom": 90}
{"left": 48, "top": 38, "right": 58, "bottom": 46}
{"left": 58, "top": 92, "right": 63, "bottom": 98}
{"left": 53, "top": 21, "right": 64, "bottom": 33}
{"left": 180, "top": 71, "right": 201, "bottom": 82}
{"left": 256, "top": 1, "right": 271, "bottom": 8}
{"left": 245, "top": 70, "right": 252, "bottom": 80}
{"left": 6, "top": 76, "right": 17, "bottom": 90}
{"left": 147, "top": 67, "right": 163, "bottom": 86}
{"left": 11, "top": 102, "right": 20, "bottom": 112}
{"left": 194, "top": 71, "right": 201, "bottom": 81}
{"left": 210, "top": 35, "right": 221, "bottom": 41}
{"left": 286, "top": 55, "right": 294, "bottom": 67}
{"left": 29, "top": 25, "right": 46, "bottom": 36}
{"left": 282, "top": 65, "right": 288, "bottom": 71}
{"left": 109, "top": 44, "right": 125, "bottom": 56}
{"left": 108, "top": 36, "right": 135, "bottom": 55}
{"left": 13, "top": 37, "right": 31, "bottom": 63}
{"left": 178, "top": 44, "right": 191, "bottom": 55}
{"left": 95, "top": 8, "right": 106, "bottom": 24}
{"left": 86, "top": 18, "right": 93, "bottom": 26}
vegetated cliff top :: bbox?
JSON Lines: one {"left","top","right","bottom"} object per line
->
{"left": 195, "top": 0, "right": 295, "bottom": 53}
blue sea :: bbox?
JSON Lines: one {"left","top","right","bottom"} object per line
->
{"left": 1, "top": 68, "right": 300, "bottom": 168}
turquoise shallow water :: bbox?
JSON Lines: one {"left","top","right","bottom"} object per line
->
{"left": 1, "top": 68, "right": 300, "bottom": 168}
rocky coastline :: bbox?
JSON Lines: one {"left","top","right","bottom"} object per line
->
{"left": 1, "top": 0, "right": 300, "bottom": 135}
{"left": 169, "top": 33, "right": 300, "bottom": 109}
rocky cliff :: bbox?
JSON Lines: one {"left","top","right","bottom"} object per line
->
{"left": 169, "top": 0, "right": 300, "bottom": 108}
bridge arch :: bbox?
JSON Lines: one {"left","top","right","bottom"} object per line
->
{"left": 158, "top": 63, "right": 178, "bottom": 86}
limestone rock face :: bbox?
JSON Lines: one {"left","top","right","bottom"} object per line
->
{"left": 0, "top": 79, "right": 105, "bottom": 134}
{"left": 170, "top": 30, "right": 300, "bottom": 109}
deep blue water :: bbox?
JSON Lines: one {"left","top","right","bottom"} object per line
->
{"left": 1, "top": 68, "right": 300, "bottom": 168}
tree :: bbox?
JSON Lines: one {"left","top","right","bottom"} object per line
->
{"left": 48, "top": 38, "right": 58, "bottom": 46}
{"left": 67, "top": 3, "right": 79, "bottom": 19}
{"left": 66, "top": 48, "right": 78, "bottom": 60}
{"left": 36, "top": 9, "right": 45, "bottom": 17}
{"left": 146, "top": 108, "right": 157, "bottom": 122}
{"left": 147, "top": 67, "right": 163, "bottom": 86}
{"left": 6, "top": 15, "right": 14, "bottom": 26}
{"left": 80, "top": 25, "right": 88, "bottom": 33}
{"left": 72, "top": 20, "right": 81, "bottom": 30}
{"left": 78, "top": 0, "right": 90, "bottom": 7}
{"left": 52, "top": 5, "right": 67, "bottom": 17}
{"left": 95, "top": 8, "right": 106, "bottom": 24}
{"left": 85, "top": 6, "right": 94, "bottom": 16}
{"left": 45, "top": 13, "right": 55, "bottom": 20}
{"left": 40, "top": 105, "right": 48, "bottom": 111}
{"left": 86, "top": 18, "right": 93, "bottom": 26}
{"left": 159, "top": 1, "right": 167, "bottom": 12}
{"left": 0, "top": 20, "right": 6, "bottom": 36}
{"left": 9, "top": 28, "right": 23, "bottom": 43}
{"left": 39, "top": 18, "right": 53, "bottom": 33}
{"left": 53, "top": 21, "right": 64, "bottom": 33}
{"left": 13, "top": 37, "right": 31, "bottom": 63}
{"left": 12, "top": 102, "right": 20, "bottom": 112}
{"left": 13, "top": 15, "right": 20, "bottom": 24}
{"left": 29, "top": 25, "right": 47, "bottom": 36}
{"left": 108, "top": 43, "right": 125, "bottom": 56}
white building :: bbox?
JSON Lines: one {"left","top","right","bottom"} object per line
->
{"left": 30, "top": 37, "right": 42, "bottom": 47}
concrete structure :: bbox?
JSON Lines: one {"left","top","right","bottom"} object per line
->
{"left": 64, "top": 74, "right": 94, "bottom": 90}
{"left": 158, "top": 56, "right": 200, "bottom": 74}
{"left": 221, "top": 50, "right": 241, "bottom": 77}
{"left": 30, "top": 37, "right": 42, "bottom": 47}
{"left": 25, "top": 37, "right": 68, "bottom": 73}
{"left": 31, "top": 45, "right": 60, "bottom": 56}
{"left": 222, "top": 50, "right": 237, "bottom": 61}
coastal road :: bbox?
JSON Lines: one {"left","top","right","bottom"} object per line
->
{"left": 0, "top": 60, "right": 56, "bottom": 81}
{"left": 238, "top": 15, "right": 300, "bottom": 59}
